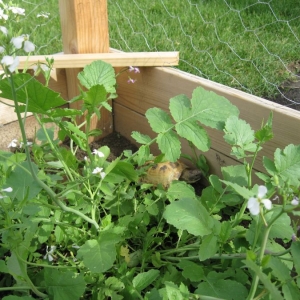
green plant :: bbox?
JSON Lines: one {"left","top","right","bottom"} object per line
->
{"left": 1, "top": 3, "right": 300, "bottom": 299}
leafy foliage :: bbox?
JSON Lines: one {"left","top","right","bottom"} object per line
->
{"left": 0, "top": 56, "right": 299, "bottom": 300}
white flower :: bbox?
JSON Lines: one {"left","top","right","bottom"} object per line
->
{"left": 291, "top": 197, "right": 299, "bottom": 206}
{"left": 0, "top": 46, "right": 4, "bottom": 53}
{"left": 92, "top": 167, "right": 106, "bottom": 179}
{"left": 9, "top": 7, "right": 25, "bottom": 16}
{"left": 44, "top": 245, "right": 56, "bottom": 262}
{"left": 11, "top": 36, "right": 25, "bottom": 49}
{"left": 247, "top": 185, "right": 272, "bottom": 216}
{"left": 0, "top": 26, "right": 7, "bottom": 36}
{"left": 8, "top": 138, "right": 18, "bottom": 148}
{"left": 0, "top": 8, "right": 8, "bottom": 20}
{"left": 92, "top": 149, "right": 105, "bottom": 158}
{"left": 23, "top": 40, "right": 35, "bottom": 52}
{"left": 0, "top": 187, "right": 13, "bottom": 199}
{"left": 1, "top": 56, "right": 20, "bottom": 73}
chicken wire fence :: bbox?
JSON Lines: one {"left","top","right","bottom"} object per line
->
{"left": 15, "top": 0, "right": 300, "bottom": 108}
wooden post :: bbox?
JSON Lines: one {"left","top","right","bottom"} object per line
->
{"left": 58, "top": 0, "right": 112, "bottom": 139}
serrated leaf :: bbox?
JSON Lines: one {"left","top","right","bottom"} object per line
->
{"left": 274, "top": 144, "right": 300, "bottom": 185}
{"left": 263, "top": 156, "right": 277, "bottom": 176}
{"left": 0, "top": 73, "right": 66, "bottom": 113}
{"left": 177, "top": 260, "right": 204, "bottom": 282}
{"left": 242, "top": 259, "right": 284, "bottom": 300}
{"left": 195, "top": 278, "right": 248, "bottom": 300}
{"left": 136, "top": 145, "right": 150, "bottom": 166}
{"left": 221, "top": 180, "right": 253, "bottom": 199}
{"left": 77, "top": 232, "right": 122, "bottom": 273}
{"left": 132, "top": 269, "right": 160, "bottom": 292}
{"left": 175, "top": 121, "right": 210, "bottom": 152}
{"left": 84, "top": 84, "right": 107, "bottom": 106}
{"left": 77, "top": 60, "right": 116, "bottom": 94}
{"left": 131, "top": 131, "right": 152, "bottom": 144}
{"left": 199, "top": 234, "right": 218, "bottom": 261}
{"left": 223, "top": 116, "right": 256, "bottom": 158}
{"left": 221, "top": 165, "right": 248, "bottom": 186}
{"left": 6, "top": 161, "right": 42, "bottom": 202}
{"left": 163, "top": 198, "right": 213, "bottom": 236}
{"left": 169, "top": 94, "right": 192, "bottom": 122}
{"left": 167, "top": 181, "right": 197, "bottom": 201}
{"left": 191, "top": 87, "right": 239, "bottom": 130}
{"left": 146, "top": 108, "right": 173, "bottom": 133}
{"left": 255, "top": 112, "right": 273, "bottom": 143}
{"left": 44, "top": 269, "right": 85, "bottom": 300}
{"left": 291, "top": 242, "right": 300, "bottom": 275}
{"left": 268, "top": 256, "right": 291, "bottom": 282}
{"left": 157, "top": 131, "right": 181, "bottom": 162}
{"left": 110, "top": 161, "right": 138, "bottom": 182}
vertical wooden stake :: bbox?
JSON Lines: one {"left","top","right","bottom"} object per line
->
{"left": 58, "top": 0, "right": 113, "bottom": 140}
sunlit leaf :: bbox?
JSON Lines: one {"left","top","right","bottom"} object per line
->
{"left": 77, "top": 60, "right": 116, "bottom": 94}
{"left": 0, "top": 73, "right": 66, "bottom": 113}
{"left": 146, "top": 107, "right": 173, "bottom": 133}
{"left": 164, "top": 198, "right": 213, "bottom": 236}
{"left": 157, "top": 131, "right": 181, "bottom": 162}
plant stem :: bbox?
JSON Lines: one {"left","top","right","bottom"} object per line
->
{"left": 9, "top": 74, "right": 100, "bottom": 231}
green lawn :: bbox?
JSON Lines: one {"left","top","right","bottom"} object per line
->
{"left": 13, "top": 0, "right": 300, "bottom": 99}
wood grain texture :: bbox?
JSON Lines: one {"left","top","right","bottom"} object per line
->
{"left": 8, "top": 52, "right": 179, "bottom": 69}
{"left": 114, "top": 66, "right": 300, "bottom": 176}
{"left": 58, "top": 0, "right": 112, "bottom": 140}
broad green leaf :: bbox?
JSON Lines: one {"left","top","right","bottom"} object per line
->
{"left": 169, "top": 94, "right": 192, "bottom": 122}
{"left": 5, "top": 161, "right": 42, "bottom": 202}
{"left": 221, "top": 165, "right": 248, "bottom": 186}
{"left": 167, "top": 181, "right": 197, "bottom": 201}
{"left": 274, "top": 144, "right": 300, "bottom": 185}
{"left": 136, "top": 145, "right": 150, "bottom": 166}
{"left": 77, "top": 60, "right": 116, "bottom": 94}
{"left": 165, "top": 282, "right": 187, "bottom": 300}
{"left": 195, "top": 278, "right": 248, "bottom": 300}
{"left": 163, "top": 198, "right": 213, "bottom": 236}
{"left": 132, "top": 269, "right": 160, "bottom": 292}
{"left": 110, "top": 161, "right": 138, "bottom": 182}
{"left": 146, "top": 107, "right": 173, "bottom": 133}
{"left": 0, "top": 260, "right": 8, "bottom": 273}
{"left": 178, "top": 260, "right": 204, "bottom": 282}
{"left": 263, "top": 156, "right": 277, "bottom": 176}
{"left": 291, "top": 242, "right": 300, "bottom": 275}
{"left": 44, "top": 269, "right": 85, "bottom": 300}
{"left": 84, "top": 84, "right": 107, "bottom": 106}
{"left": 242, "top": 259, "right": 284, "bottom": 300}
{"left": 283, "top": 282, "right": 300, "bottom": 300}
{"left": 175, "top": 121, "right": 210, "bottom": 152}
{"left": 255, "top": 112, "right": 273, "bottom": 143}
{"left": 199, "top": 234, "right": 218, "bottom": 261}
{"left": 266, "top": 212, "right": 294, "bottom": 241}
{"left": 268, "top": 256, "right": 291, "bottom": 282}
{"left": 157, "top": 131, "right": 181, "bottom": 161}
{"left": 0, "top": 73, "right": 66, "bottom": 113}
{"left": 191, "top": 87, "right": 239, "bottom": 130}
{"left": 77, "top": 232, "right": 122, "bottom": 273}
{"left": 221, "top": 180, "right": 253, "bottom": 199}
{"left": 224, "top": 116, "right": 256, "bottom": 158}
{"left": 131, "top": 131, "right": 152, "bottom": 144}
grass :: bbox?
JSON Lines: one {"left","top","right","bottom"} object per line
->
{"left": 13, "top": 0, "right": 300, "bottom": 99}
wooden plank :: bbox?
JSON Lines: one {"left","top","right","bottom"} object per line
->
{"left": 58, "top": 0, "right": 112, "bottom": 140}
{"left": 114, "top": 67, "right": 300, "bottom": 175}
{"left": 7, "top": 52, "right": 179, "bottom": 70}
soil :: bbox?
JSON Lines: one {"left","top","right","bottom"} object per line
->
{"left": 270, "top": 70, "right": 300, "bottom": 110}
